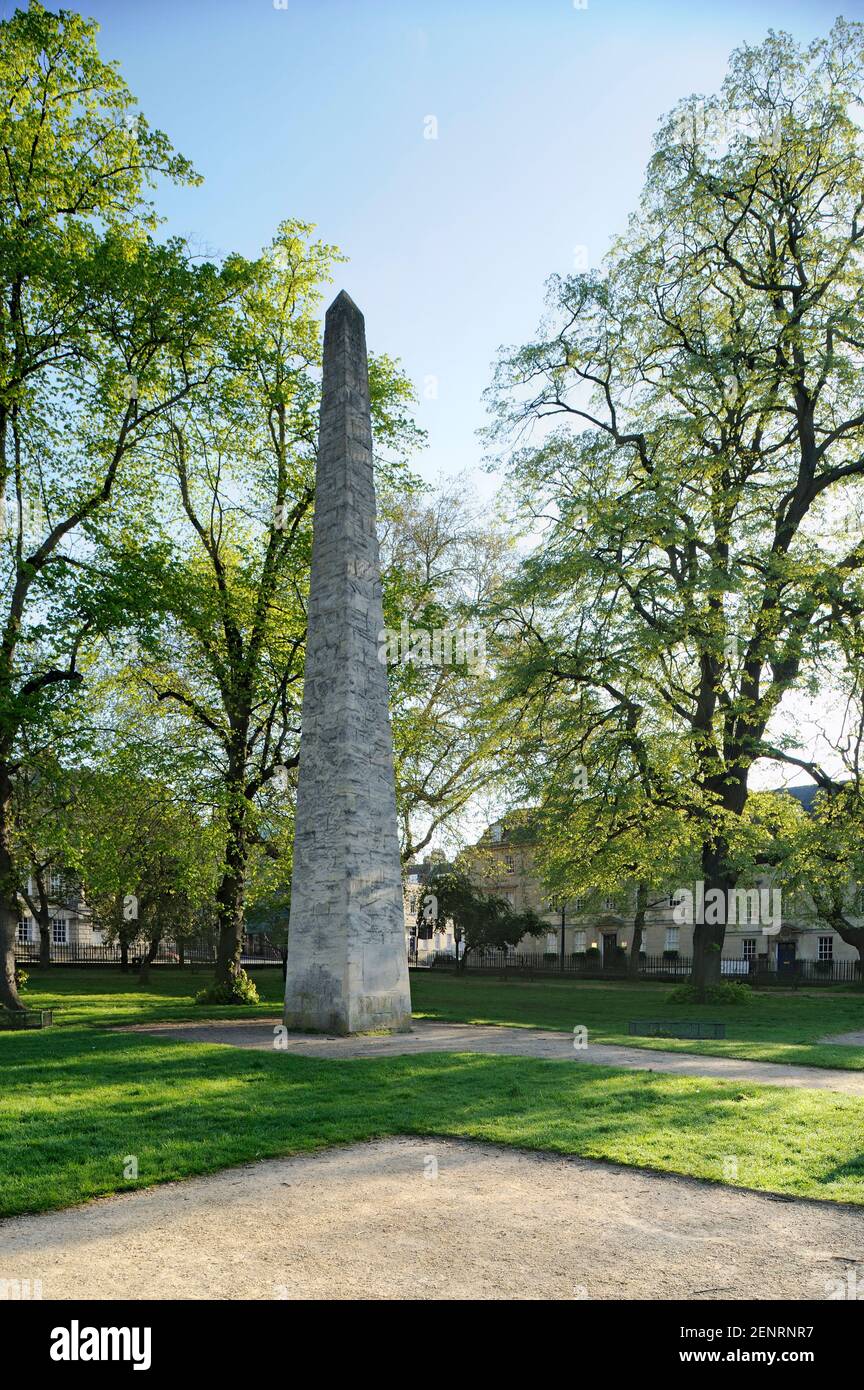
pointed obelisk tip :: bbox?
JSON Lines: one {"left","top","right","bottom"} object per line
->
{"left": 326, "top": 289, "right": 364, "bottom": 324}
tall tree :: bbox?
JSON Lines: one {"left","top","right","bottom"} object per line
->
{"left": 379, "top": 476, "right": 512, "bottom": 860}
{"left": 70, "top": 748, "right": 220, "bottom": 980}
{"left": 12, "top": 754, "right": 79, "bottom": 967}
{"left": 0, "top": 5, "right": 239, "bottom": 1008}
{"left": 489, "top": 19, "right": 864, "bottom": 992}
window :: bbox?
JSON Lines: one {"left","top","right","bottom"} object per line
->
{"left": 603, "top": 895, "right": 616, "bottom": 911}
{"left": 49, "top": 870, "right": 63, "bottom": 897}
{"left": 545, "top": 934, "right": 557, "bottom": 954}
{"left": 664, "top": 927, "right": 680, "bottom": 952}
{"left": 573, "top": 897, "right": 584, "bottom": 913}
{"left": 16, "top": 917, "right": 31, "bottom": 944}
{"left": 742, "top": 938, "right": 757, "bottom": 961}
{"left": 572, "top": 929, "right": 586, "bottom": 953}
{"left": 490, "top": 823, "right": 502, "bottom": 844}
{"left": 818, "top": 935, "right": 834, "bottom": 962}
{"left": 504, "top": 854, "right": 515, "bottom": 873}
{"left": 51, "top": 917, "right": 67, "bottom": 946}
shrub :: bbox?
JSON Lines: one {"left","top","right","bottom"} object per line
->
{"left": 195, "top": 969, "right": 260, "bottom": 1006}
{"left": 14, "top": 967, "right": 28, "bottom": 992}
{"left": 667, "top": 981, "right": 752, "bottom": 1006}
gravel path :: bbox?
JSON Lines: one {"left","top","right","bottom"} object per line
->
{"left": 2, "top": 1138, "right": 862, "bottom": 1301}
{"left": 122, "top": 1017, "right": 864, "bottom": 1094}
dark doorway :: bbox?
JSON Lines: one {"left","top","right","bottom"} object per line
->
{"left": 602, "top": 932, "right": 618, "bottom": 968}
{"left": 777, "top": 941, "right": 797, "bottom": 976}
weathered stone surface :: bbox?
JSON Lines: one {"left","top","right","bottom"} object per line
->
{"left": 283, "top": 291, "right": 412, "bottom": 1034}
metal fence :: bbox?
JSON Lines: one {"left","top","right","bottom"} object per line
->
{"left": 423, "top": 950, "right": 862, "bottom": 985}
{"left": 13, "top": 939, "right": 286, "bottom": 968}
{"left": 17, "top": 940, "right": 861, "bottom": 984}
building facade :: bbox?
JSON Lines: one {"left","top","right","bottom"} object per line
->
{"left": 403, "top": 856, "right": 457, "bottom": 961}
{"left": 16, "top": 872, "right": 94, "bottom": 950}
{"left": 460, "top": 812, "right": 861, "bottom": 972}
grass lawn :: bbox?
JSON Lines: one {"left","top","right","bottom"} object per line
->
{"left": 16, "top": 966, "right": 287, "bottom": 1029}
{"left": 1, "top": 968, "right": 863, "bottom": 1218}
{"left": 3, "top": 1024, "right": 864, "bottom": 1217}
{"left": 410, "top": 971, "right": 864, "bottom": 1070}
{"left": 16, "top": 967, "right": 864, "bottom": 1071}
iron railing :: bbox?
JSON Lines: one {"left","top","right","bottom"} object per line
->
{"left": 423, "top": 950, "right": 862, "bottom": 984}
{"left": 13, "top": 939, "right": 286, "bottom": 967}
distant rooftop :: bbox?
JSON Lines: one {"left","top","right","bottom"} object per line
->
{"left": 774, "top": 784, "right": 820, "bottom": 812}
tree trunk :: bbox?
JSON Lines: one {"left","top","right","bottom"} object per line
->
{"left": 691, "top": 841, "right": 735, "bottom": 996}
{"left": 38, "top": 917, "right": 51, "bottom": 967}
{"left": 0, "top": 780, "right": 23, "bottom": 1010}
{"left": 0, "top": 907, "right": 21, "bottom": 1010}
{"left": 27, "top": 874, "right": 52, "bottom": 967}
{"left": 120, "top": 939, "right": 129, "bottom": 973}
{"left": 214, "top": 793, "right": 248, "bottom": 987}
{"left": 627, "top": 881, "right": 648, "bottom": 978}
{"left": 138, "top": 935, "right": 161, "bottom": 984}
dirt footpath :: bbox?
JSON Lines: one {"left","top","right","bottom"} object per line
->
{"left": 2, "top": 1138, "right": 862, "bottom": 1301}
{"left": 122, "top": 1017, "right": 864, "bottom": 1094}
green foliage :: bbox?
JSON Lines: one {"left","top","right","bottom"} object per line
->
{"left": 420, "top": 865, "right": 545, "bottom": 961}
{"left": 194, "top": 969, "right": 259, "bottom": 1007}
{"left": 380, "top": 477, "right": 512, "bottom": 859}
{"left": 0, "top": 3, "right": 246, "bottom": 1008}
{"left": 486, "top": 19, "right": 864, "bottom": 984}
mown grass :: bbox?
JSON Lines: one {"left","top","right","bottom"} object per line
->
{"left": 3, "top": 1025, "right": 864, "bottom": 1217}
{"left": 3, "top": 968, "right": 863, "bottom": 1220}
{"left": 410, "top": 972, "right": 864, "bottom": 1070}
{"left": 18, "top": 968, "right": 864, "bottom": 1071}
{"left": 18, "top": 967, "right": 285, "bottom": 1029}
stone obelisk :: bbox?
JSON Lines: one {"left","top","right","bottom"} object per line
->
{"left": 283, "top": 291, "right": 412, "bottom": 1034}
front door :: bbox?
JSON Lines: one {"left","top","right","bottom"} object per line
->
{"left": 777, "top": 941, "right": 797, "bottom": 976}
{"left": 603, "top": 932, "right": 618, "bottom": 968}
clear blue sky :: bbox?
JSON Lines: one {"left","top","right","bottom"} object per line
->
{"left": 46, "top": 0, "right": 864, "bottom": 493}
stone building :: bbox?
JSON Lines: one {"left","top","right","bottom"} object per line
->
{"left": 16, "top": 871, "right": 94, "bottom": 949}
{"left": 403, "top": 856, "right": 456, "bottom": 960}
{"left": 460, "top": 794, "right": 862, "bottom": 973}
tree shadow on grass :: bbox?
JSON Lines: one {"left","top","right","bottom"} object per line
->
{"left": 3, "top": 1033, "right": 863, "bottom": 1217}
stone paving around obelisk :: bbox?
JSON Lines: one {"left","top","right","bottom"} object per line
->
{"left": 282, "top": 290, "right": 412, "bottom": 1034}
